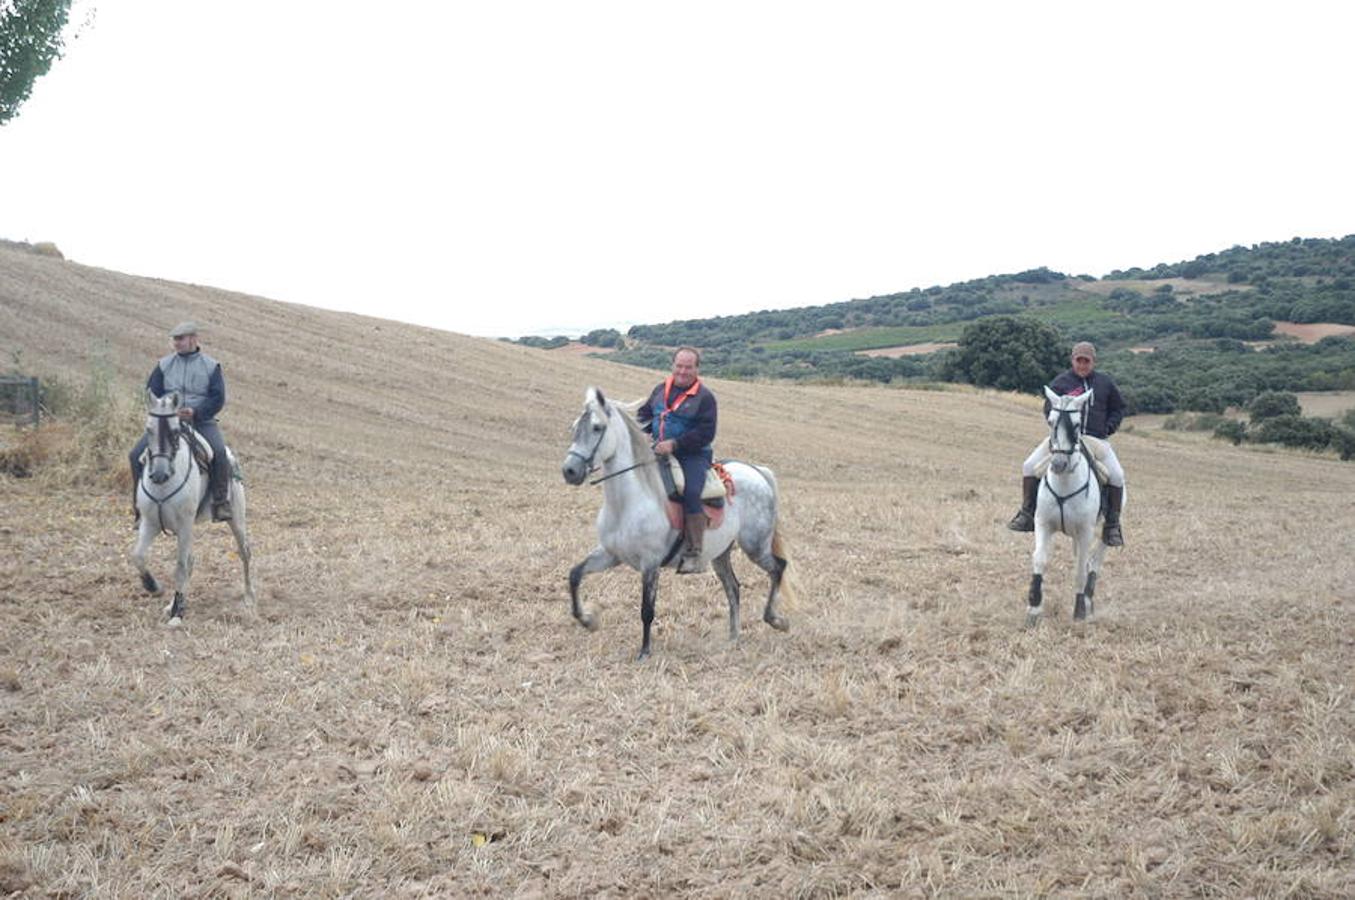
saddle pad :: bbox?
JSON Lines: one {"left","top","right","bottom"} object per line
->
{"left": 667, "top": 457, "right": 730, "bottom": 501}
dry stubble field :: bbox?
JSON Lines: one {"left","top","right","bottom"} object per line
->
{"left": 2, "top": 247, "right": 1355, "bottom": 897}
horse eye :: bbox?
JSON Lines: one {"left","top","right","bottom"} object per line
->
{"left": 592, "top": 423, "right": 603, "bottom": 432}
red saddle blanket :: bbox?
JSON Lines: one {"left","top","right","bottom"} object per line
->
{"left": 666, "top": 498, "right": 728, "bottom": 531}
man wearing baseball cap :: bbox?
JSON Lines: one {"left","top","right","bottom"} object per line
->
{"left": 127, "top": 321, "right": 234, "bottom": 524}
{"left": 1007, "top": 341, "right": 1128, "bottom": 546}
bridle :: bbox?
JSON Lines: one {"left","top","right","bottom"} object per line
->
{"left": 139, "top": 410, "right": 194, "bottom": 531}
{"left": 1041, "top": 404, "right": 1092, "bottom": 534}
{"left": 567, "top": 408, "right": 659, "bottom": 486}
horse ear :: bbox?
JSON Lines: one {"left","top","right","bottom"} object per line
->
{"left": 1080, "top": 388, "right": 1094, "bottom": 409}
{"left": 146, "top": 388, "right": 157, "bottom": 409}
{"left": 1043, "top": 385, "right": 1060, "bottom": 406}
{"left": 170, "top": 391, "right": 181, "bottom": 408}
{"left": 595, "top": 388, "right": 607, "bottom": 409}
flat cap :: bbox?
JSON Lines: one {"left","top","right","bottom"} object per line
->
{"left": 169, "top": 321, "right": 200, "bottom": 337}
{"left": 1071, "top": 341, "right": 1096, "bottom": 360}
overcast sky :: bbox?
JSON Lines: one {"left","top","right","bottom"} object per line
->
{"left": 3, "top": 1, "right": 1353, "bottom": 338}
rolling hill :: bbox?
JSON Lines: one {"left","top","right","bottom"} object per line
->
{"left": 2, "top": 243, "right": 1354, "bottom": 896}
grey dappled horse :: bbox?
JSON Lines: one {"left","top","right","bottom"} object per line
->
{"left": 1026, "top": 387, "right": 1123, "bottom": 627}
{"left": 132, "top": 391, "right": 255, "bottom": 624}
{"left": 561, "top": 387, "right": 793, "bottom": 661}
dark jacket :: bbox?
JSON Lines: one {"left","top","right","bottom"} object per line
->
{"left": 147, "top": 349, "right": 226, "bottom": 423}
{"left": 1047, "top": 369, "right": 1125, "bottom": 438}
{"left": 637, "top": 378, "right": 717, "bottom": 457}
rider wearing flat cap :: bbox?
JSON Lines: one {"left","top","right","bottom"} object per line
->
{"left": 128, "top": 321, "right": 234, "bottom": 524}
{"left": 1008, "top": 341, "right": 1127, "bottom": 546}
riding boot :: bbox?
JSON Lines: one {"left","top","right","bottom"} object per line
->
{"left": 211, "top": 476, "right": 233, "bottom": 522}
{"left": 1102, "top": 484, "right": 1124, "bottom": 547}
{"left": 677, "top": 512, "right": 708, "bottom": 574}
{"left": 1007, "top": 476, "right": 1039, "bottom": 532}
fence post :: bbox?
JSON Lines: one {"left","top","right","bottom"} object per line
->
{"left": 30, "top": 377, "right": 40, "bottom": 428}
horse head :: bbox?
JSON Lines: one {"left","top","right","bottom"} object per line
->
{"left": 144, "top": 390, "right": 183, "bottom": 484}
{"left": 562, "top": 387, "right": 620, "bottom": 485}
{"left": 1043, "top": 386, "right": 1093, "bottom": 475}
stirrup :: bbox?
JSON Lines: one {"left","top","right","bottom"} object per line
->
{"left": 1007, "top": 509, "right": 1035, "bottom": 532}
{"left": 677, "top": 552, "right": 708, "bottom": 574}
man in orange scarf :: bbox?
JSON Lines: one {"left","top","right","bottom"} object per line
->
{"left": 637, "top": 346, "right": 719, "bottom": 573}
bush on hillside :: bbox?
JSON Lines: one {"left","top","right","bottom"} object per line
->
{"left": 1249, "top": 415, "right": 1336, "bottom": 451}
{"left": 1247, "top": 391, "right": 1301, "bottom": 421}
{"left": 943, "top": 316, "right": 1065, "bottom": 393}
{"left": 1213, "top": 420, "right": 1247, "bottom": 445}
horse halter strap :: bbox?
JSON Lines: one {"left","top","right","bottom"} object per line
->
{"left": 566, "top": 412, "right": 609, "bottom": 474}
{"left": 140, "top": 415, "right": 195, "bottom": 534}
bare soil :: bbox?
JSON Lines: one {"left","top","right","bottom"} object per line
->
{"left": 857, "top": 342, "right": 958, "bottom": 358}
{"left": 2, "top": 247, "right": 1354, "bottom": 897}
{"left": 1272, "top": 321, "right": 1355, "bottom": 343}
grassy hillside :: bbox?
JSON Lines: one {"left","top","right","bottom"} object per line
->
{"left": 2, "top": 245, "right": 1354, "bottom": 896}
{"left": 565, "top": 237, "right": 1355, "bottom": 413}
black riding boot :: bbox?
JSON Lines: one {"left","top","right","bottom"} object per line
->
{"left": 1102, "top": 484, "right": 1124, "bottom": 547}
{"left": 1007, "top": 476, "right": 1039, "bottom": 532}
{"left": 210, "top": 470, "right": 233, "bottom": 522}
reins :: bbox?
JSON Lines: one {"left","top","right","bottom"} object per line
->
{"left": 140, "top": 416, "right": 196, "bottom": 535}
{"left": 1042, "top": 405, "right": 1092, "bottom": 534}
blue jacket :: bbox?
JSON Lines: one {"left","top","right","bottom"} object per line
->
{"left": 637, "top": 378, "right": 717, "bottom": 457}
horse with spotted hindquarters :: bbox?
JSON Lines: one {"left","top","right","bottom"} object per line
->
{"left": 132, "top": 391, "right": 255, "bottom": 624}
{"left": 562, "top": 387, "right": 793, "bottom": 661}
{"left": 1026, "top": 386, "right": 1125, "bottom": 628}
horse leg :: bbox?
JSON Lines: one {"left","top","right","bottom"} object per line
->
{"left": 1073, "top": 526, "right": 1094, "bottom": 622}
{"left": 741, "top": 536, "right": 790, "bottom": 632}
{"left": 1027, "top": 525, "right": 1051, "bottom": 628}
{"left": 637, "top": 567, "right": 659, "bottom": 662}
{"left": 131, "top": 519, "right": 161, "bottom": 596}
{"left": 228, "top": 481, "right": 256, "bottom": 614}
{"left": 1083, "top": 538, "right": 1107, "bottom": 619}
{"left": 711, "top": 546, "right": 741, "bottom": 645}
{"left": 569, "top": 546, "right": 618, "bottom": 631}
{"left": 166, "top": 525, "right": 193, "bottom": 625}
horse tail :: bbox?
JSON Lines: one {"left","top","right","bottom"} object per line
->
{"left": 755, "top": 464, "right": 799, "bottom": 610}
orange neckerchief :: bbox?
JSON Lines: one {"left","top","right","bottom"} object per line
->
{"left": 658, "top": 376, "right": 702, "bottom": 441}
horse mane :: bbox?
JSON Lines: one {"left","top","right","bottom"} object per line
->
{"left": 610, "top": 397, "right": 667, "bottom": 496}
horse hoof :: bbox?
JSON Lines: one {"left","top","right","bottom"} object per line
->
{"left": 1025, "top": 613, "right": 1042, "bottom": 629}
{"left": 141, "top": 573, "right": 161, "bottom": 595}
{"left": 635, "top": 649, "right": 651, "bottom": 662}
{"left": 765, "top": 615, "right": 790, "bottom": 632}
{"left": 166, "top": 616, "right": 183, "bottom": 628}
{"left": 576, "top": 614, "right": 598, "bottom": 632}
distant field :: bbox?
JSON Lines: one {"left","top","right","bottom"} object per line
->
{"left": 762, "top": 300, "right": 1116, "bottom": 354}
{"left": 1078, "top": 277, "right": 1245, "bottom": 298}
{"left": 1296, "top": 390, "right": 1355, "bottom": 418}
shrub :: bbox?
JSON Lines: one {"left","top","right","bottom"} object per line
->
{"left": 1248, "top": 391, "right": 1301, "bottom": 421}
{"left": 1249, "top": 415, "right": 1336, "bottom": 451}
{"left": 1213, "top": 420, "right": 1247, "bottom": 445}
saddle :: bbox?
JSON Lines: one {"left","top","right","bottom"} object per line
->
{"left": 658, "top": 459, "right": 735, "bottom": 530}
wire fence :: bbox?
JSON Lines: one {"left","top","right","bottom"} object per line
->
{"left": 1, "top": 375, "right": 41, "bottom": 429}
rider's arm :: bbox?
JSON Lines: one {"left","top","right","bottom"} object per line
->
{"left": 194, "top": 364, "right": 226, "bottom": 421}
{"left": 1103, "top": 379, "right": 1126, "bottom": 436}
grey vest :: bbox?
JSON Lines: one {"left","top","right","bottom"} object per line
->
{"left": 159, "top": 351, "right": 219, "bottom": 421}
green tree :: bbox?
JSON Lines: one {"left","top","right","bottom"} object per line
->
{"left": 944, "top": 316, "right": 1065, "bottom": 392}
{"left": 1, "top": 0, "right": 75, "bottom": 125}
{"left": 1248, "top": 391, "right": 1301, "bottom": 421}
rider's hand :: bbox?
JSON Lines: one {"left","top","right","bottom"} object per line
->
{"left": 177, "top": 407, "right": 195, "bottom": 421}
{"left": 654, "top": 439, "right": 676, "bottom": 455}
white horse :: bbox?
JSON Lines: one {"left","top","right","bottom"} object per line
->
{"left": 1025, "top": 386, "right": 1123, "bottom": 627}
{"left": 561, "top": 387, "right": 793, "bottom": 661}
{"left": 132, "top": 391, "right": 255, "bottom": 624}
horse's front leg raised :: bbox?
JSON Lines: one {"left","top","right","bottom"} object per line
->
{"left": 1026, "top": 524, "right": 1052, "bottom": 628}
{"left": 637, "top": 567, "right": 659, "bottom": 662}
{"left": 165, "top": 526, "right": 194, "bottom": 625}
{"left": 711, "top": 547, "right": 741, "bottom": 645}
{"left": 569, "top": 546, "right": 618, "bottom": 631}
{"left": 131, "top": 519, "right": 161, "bottom": 596}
